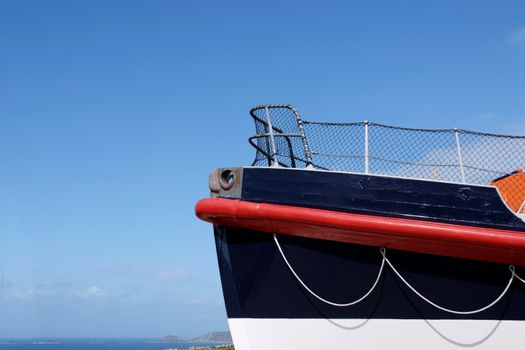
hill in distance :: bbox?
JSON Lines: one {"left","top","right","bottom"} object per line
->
{"left": 160, "top": 332, "right": 232, "bottom": 344}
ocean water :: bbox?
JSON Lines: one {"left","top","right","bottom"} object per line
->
{"left": 0, "top": 339, "right": 227, "bottom": 350}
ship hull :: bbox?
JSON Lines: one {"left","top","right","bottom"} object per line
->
{"left": 214, "top": 227, "right": 525, "bottom": 349}
{"left": 198, "top": 167, "right": 525, "bottom": 348}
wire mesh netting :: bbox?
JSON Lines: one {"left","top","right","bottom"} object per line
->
{"left": 250, "top": 105, "right": 311, "bottom": 168}
{"left": 249, "top": 105, "right": 525, "bottom": 214}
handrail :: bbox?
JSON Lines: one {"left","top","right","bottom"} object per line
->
{"left": 248, "top": 105, "right": 525, "bottom": 187}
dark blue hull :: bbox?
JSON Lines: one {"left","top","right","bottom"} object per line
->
{"left": 215, "top": 226, "right": 525, "bottom": 320}
{"left": 241, "top": 167, "right": 525, "bottom": 231}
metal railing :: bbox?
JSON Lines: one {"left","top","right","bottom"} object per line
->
{"left": 249, "top": 105, "right": 525, "bottom": 188}
{"left": 250, "top": 105, "right": 313, "bottom": 168}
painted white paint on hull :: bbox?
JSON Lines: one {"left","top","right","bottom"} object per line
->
{"left": 229, "top": 318, "right": 525, "bottom": 350}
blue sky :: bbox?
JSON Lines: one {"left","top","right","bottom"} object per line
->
{"left": 0, "top": 0, "right": 525, "bottom": 338}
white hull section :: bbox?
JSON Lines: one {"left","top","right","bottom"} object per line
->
{"left": 228, "top": 318, "right": 525, "bottom": 350}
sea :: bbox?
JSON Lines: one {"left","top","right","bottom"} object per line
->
{"left": 0, "top": 339, "right": 227, "bottom": 350}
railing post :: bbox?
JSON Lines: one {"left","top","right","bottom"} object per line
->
{"left": 264, "top": 106, "right": 279, "bottom": 167}
{"left": 364, "top": 120, "right": 369, "bottom": 174}
{"left": 288, "top": 105, "right": 313, "bottom": 168}
{"left": 297, "top": 119, "right": 313, "bottom": 167}
{"left": 454, "top": 128, "right": 466, "bottom": 183}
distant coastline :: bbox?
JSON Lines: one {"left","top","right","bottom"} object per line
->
{"left": 189, "top": 345, "right": 233, "bottom": 350}
{"left": 159, "top": 332, "right": 232, "bottom": 344}
{"left": 0, "top": 336, "right": 234, "bottom": 350}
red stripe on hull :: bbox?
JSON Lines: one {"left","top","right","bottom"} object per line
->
{"left": 195, "top": 198, "right": 525, "bottom": 266}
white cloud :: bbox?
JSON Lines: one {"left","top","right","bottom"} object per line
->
{"left": 75, "top": 286, "right": 106, "bottom": 299}
{"left": 3, "top": 287, "right": 50, "bottom": 300}
{"left": 12, "top": 288, "right": 36, "bottom": 300}
{"left": 508, "top": 27, "right": 525, "bottom": 45}
{"left": 0, "top": 284, "right": 109, "bottom": 303}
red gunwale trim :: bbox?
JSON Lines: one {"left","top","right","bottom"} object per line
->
{"left": 195, "top": 197, "right": 525, "bottom": 266}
